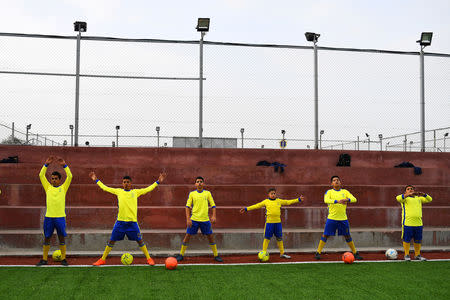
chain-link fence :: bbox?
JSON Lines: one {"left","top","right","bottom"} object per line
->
{"left": 0, "top": 32, "right": 449, "bottom": 150}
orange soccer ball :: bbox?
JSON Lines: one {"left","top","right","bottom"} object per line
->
{"left": 165, "top": 257, "right": 178, "bottom": 270}
{"left": 342, "top": 252, "right": 355, "bottom": 264}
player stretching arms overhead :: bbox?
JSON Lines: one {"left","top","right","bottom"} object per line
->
{"left": 396, "top": 185, "right": 432, "bottom": 261}
{"left": 36, "top": 156, "right": 72, "bottom": 266}
{"left": 240, "top": 188, "right": 305, "bottom": 259}
{"left": 314, "top": 175, "right": 363, "bottom": 260}
{"left": 176, "top": 176, "right": 223, "bottom": 262}
{"left": 90, "top": 171, "right": 166, "bottom": 266}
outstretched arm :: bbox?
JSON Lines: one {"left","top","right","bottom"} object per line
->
{"left": 280, "top": 196, "right": 305, "bottom": 206}
{"left": 135, "top": 172, "right": 167, "bottom": 197}
{"left": 89, "top": 171, "right": 119, "bottom": 195}
{"left": 245, "top": 201, "right": 266, "bottom": 212}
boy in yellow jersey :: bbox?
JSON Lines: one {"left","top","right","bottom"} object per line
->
{"left": 396, "top": 185, "right": 432, "bottom": 261}
{"left": 90, "top": 171, "right": 166, "bottom": 266}
{"left": 176, "top": 176, "right": 223, "bottom": 262}
{"left": 240, "top": 188, "right": 305, "bottom": 259}
{"left": 314, "top": 175, "right": 363, "bottom": 260}
{"left": 36, "top": 156, "right": 72, "bottom": 266}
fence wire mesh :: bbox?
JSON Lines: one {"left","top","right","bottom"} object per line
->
{"left": 0, "top": 33, "right": 449, "bottom": 151}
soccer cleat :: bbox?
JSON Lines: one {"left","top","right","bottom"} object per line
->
{"left": 60, "top": 259, "right": 69, "bottom": 266}
{"left": 36, "top": 259, "right": 48, "bottom": 266}
{"left": 176, "top": 254, "right": 184, "bottom": 262}
{"left": 147, "top": 257, "right": 155, "bottom": 266}
{"left": 93, "top": 258, "right": 106, "bottom": 266}
{"left": 404, "top": 255, "right": 411, "bottom": 261}
{"left": 354, "top": 252, "right": 363, "bottom": 260}
{"left": 414, "top": 255, "right": 427, "bottom": 261}
{"left": 214, "top": 256, "right": 223, "bottom": 262}
{"left": 280, "top": 254, "right": 291, "bottom": 259}
{"left": 314, "top": 252, "right": 321, "bottom": 260}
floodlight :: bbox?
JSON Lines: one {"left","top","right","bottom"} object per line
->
{"left": 378, "top": 134, "right": 383, "bottom": 139}
{"left": 74, "top": 21, "right": 87, "bottom": 32}
{"left": 156, "top": 126, "right": 160, "bottom": 132}
{"left": 320, "top": 130, "right": 324, "bottom": 135}
{"left": 116, "top": 125, "right": 120, "bottom": 130}
{"left": 240, "top": 128, "right": 244, "bottom": 133}
{"left": 416, "top": 32, "right": 433, "bottom": 47}
{"left": 196, "top": 18, "right": 210, "bottom": 32}
{"left": 305, "top": 32, "right": 320, "bottom": 42}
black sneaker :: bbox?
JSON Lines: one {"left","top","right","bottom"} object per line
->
{"left": 36, "top": 259, "right": 48, "bottom": 266}
{"left": 176, "top": 254, "right": 184, "bottom": 262}
{"left": 314, "top": 252, "right": 321, "bottom": 260}
{"left": 354, "top": 252, "right": 363, "bottom": 260}
{"left": 61, "top": 259, "right": 69, "bottom": 266}
{"left": 214, "top": 256, "right": 223, "bottom": 262}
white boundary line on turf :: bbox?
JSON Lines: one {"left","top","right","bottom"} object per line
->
{"left": 1, "top": 258, "right": 450, "bottom": 267}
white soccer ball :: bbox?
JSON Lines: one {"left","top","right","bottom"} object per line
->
{"left": 385, "top": 248, "right": 398, "bottom": 260}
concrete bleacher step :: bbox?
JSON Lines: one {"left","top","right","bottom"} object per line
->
{"left": 1, "top": 228, "right": 448, "bottom": 254}
{"left": 1, "top": 145, "right": 448, "bottom": 168}
{"left": 1, "top": 184, "right": 448, "bottom": 207}
{"left": 1, "top": 165, "right": 448, "bottom": 186}
{"left": 1, "top": 206, "right": 449, "bottom": 229}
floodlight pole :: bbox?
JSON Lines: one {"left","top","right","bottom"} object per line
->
{"left": 313, "top": 38, "right": 319, "bottom": 150}
{"left": 419, "top": 45, "right": 425, "bottom": 152}
{"left": 199, "top": 31, "right": 205, "bottom": 148}
{"left": 74, "top": 30, "right": 82, "bottom": 147}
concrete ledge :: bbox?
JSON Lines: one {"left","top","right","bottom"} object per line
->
{"left": 1, "top": 227, "right": 448, "bottom": 253}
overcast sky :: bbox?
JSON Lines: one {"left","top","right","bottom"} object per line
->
{"left": 0, "top": 0, "right": 449, "bottom": 149}
{"left": 1, "top": 0, "right": 449, "bottom": 51}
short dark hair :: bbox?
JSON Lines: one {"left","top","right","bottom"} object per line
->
{"left": 123, "top": 176, "right": 132, "bottom": 181}
{"left": 404, "top": 185, "right": 415, "bottom": 191}
{"left": 268, "top": 188, "right": 276, "bottom": 193}
{"left": 51, "top": 171, "right": 62, "bottom": 179}
{"left": 330, "top": 175, "right": 340, "bottom": 182}
{"left": 196, "top": 176, "right": 204, "bottom": 182}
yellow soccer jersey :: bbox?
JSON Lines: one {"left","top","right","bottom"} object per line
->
{"left": 39, "top": 165, "right": 73, "bottom": 218}
{"left": 324, "top": 189, "right": 357, "bottom": 221}
{"left": 186, "top": 190, "right": 216, "bottom": 222}
{"left": 396, "top": 194, "right": 432, "bottom": 226}
{"left": 246, "top": 198, "right": 300, "bottom": 223}
{"left": 97, "top": 180, "right": 158, "bottom": 222}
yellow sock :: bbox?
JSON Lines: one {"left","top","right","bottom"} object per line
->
{"left": 43, "top": 245, "right": 50, "bottom": 261}
{"left": 403, "top": 242, "right": 410, "bottom": 255}
{"left": 414, "top": 243, "right": 421, "bottom": 256}
{"left": 101, "top": 245, "right": 113, "bottom": 261}
{"left": 317, "top": 240, "right": 326, "bottom": 254}
{"left": 180, "top": 243, "right": 187, "bottom": 256}
{"left": 59, "top": 244, "right": 66, "bottom": 260}
{"left": 209, "top": 243, "right": 218, "bottom": 257}
{"left": 276, "top": 240, "right": 285, "bottom": 255}
{"left": 262, "top": 239, "right": 270, "bottom": 252}
{"left": 347, "top": 241, "right": 357, "bottom": 254}
{"left": 140, "top": 245, "right": 150, "bottom": 259}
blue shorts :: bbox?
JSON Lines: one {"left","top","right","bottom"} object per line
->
{"left": 110, "top": 221, "right": 143, "bottom": 241}
{"left": 187, "top": 220, "right": 213, "bottom": 235}
{"left": 323, "top": 219, "right": 350, "bottom": 236}
{"left": 43, "top": 217, "right": 67, "bottom": 238}
{"left": 264, "top": 223, "right": 282, "bottom": 239}
{"left": 403, "top": 225, "right": 423, "bottom": 243}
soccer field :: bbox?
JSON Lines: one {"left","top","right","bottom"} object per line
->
{"left": 1, "top": 261, "right": 449, "bottom": 299}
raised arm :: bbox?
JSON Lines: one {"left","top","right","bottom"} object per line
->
{"left": 344, "top": 190, "right": 357, "bottom": 204}
{"left": 89, "top": 171, "right": 120, "bottom": 195}
{"left": 58, "top": 158, "right": 72, "bottom": 192}
{"left": 135, "top": 172, "right": 167, "bottom": 197}
{"left": 39, "top": 156, "right": 54, "bottom": 190}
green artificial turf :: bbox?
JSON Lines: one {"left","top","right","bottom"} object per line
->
{"left": 1, "top": 261, "right": 449, "bottom": 299}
